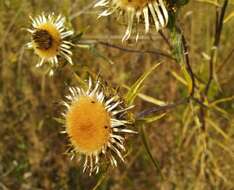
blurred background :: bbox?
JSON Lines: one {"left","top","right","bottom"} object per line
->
{"left": 0, "top": 0, "right": 234, "bottom": 189}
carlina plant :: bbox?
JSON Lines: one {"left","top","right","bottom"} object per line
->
{"left": 61, "top": 76, "right": 137, "bottom": 176}
{"left": 24, "top": 0, "right": 191, "bottom": 177}
{"left": 21, "top": 0, "right": 234, "bottom": 189}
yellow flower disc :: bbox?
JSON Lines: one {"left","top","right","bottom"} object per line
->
{"left": 66, "top": 96, "right": 111, "bottom": 154}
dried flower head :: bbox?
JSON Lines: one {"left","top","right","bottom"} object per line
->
{"left": 62, "top": 77, "right": 136, "bottom": 175}
{"left": 95, "top": 0, "right": 169, "bottom": 41}
{"left": 27, "top": 13, "right": 74, "bottom": 74}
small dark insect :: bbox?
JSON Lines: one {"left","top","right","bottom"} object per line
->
{"left": 33, "top": 29, "right": 53, "bottom": 50}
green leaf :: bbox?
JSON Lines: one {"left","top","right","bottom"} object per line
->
{"left": 224, "top": 11, "right": 234, "bottom": 23}
{"left": 211, "top": 139, "right": 234, "bottom": 157}
{"left": 170, "top": 70, "right": 188, "bottom": 86}
{"left": 92, "top": 170, "right": 109, "bottom": 190}
{"left": 138, "top": 113, "right": 167, "bottom": 124}
{"left": 210, "top": 105, "right": 230, "bottom": 119}
{"left": 210, "top": 96, "right": 234, "bottom": 106}
{"left": 123, "top": 84, "right": 166, "bottom": 106}
{"left": 181, "top": 64, "right": 193, "bottom": 94}
{"left": 140, "top": 124, "right": 165, "bottom": 180}
{"left": 206, "top": 118, "right": 230, "bottom": 141}
{"left": 170, "top": 29, "right": 183, "bottom": 63}
{"left": 136, "top": 93, "right": 166, "bottom": 106}
{"left": 125, "top": 63, "right": 161, "bottom": 105}
{"left": 74, "top": 73, "right": 88, "bottom": 87}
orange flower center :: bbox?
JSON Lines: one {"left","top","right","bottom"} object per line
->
{"left": 66, "top": 96, "right": 111, "bottom": 154}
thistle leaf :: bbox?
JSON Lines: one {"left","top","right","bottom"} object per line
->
{"left": 125, "top": 63, "right": 161, "bottom": 105}
{"left": 140, "top": 124, "right": 165, "bottom": 180}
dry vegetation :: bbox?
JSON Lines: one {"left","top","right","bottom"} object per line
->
{"left": 0, "top": 0, "right": 234, "bottom": 190}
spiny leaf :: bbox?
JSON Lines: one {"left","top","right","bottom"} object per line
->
{"left": 170, "top": 70, "right": 188, "bottom": 86}
{"left": 137, "top": 93, "right": 166, "bottom": 106}
{"left": 123, "top": 84, "right": 166, "bottom": 106}
{"left": 210, "top": 96, "right": 234, "bottom": 106}
{"left": 181, "top": 64, "right": 193, "bottom": 94}
{"left": 224, "top": 11, "right": 234, "bottom": 23}
{"left": 138, "top": 113, "right": 167, "bottom": 124}
{"left": 125, "top": 63, "right": 161, "bottom": 105}
{"left": 206, "top": 118, "right": 230, "bottom": 141}
{"left": 170, "top": 28, "right": 183, "bottom": 63}
{"left": 210, "top": 104, "right": 230, "bottom": 119}
{"left": 74, "top": 73, "right": 88, "bottom": 88}
{"left": 211, "top": 139, "right": 234, "bottom": 157}
{"left": 92, "top": 169, "right": 109, "bottom": 190}
{"left": 140, "top": 124, "right": 165, "bottom": 180}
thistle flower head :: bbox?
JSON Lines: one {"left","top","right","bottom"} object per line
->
{"left": 62, "top": 77, "right": 136, "bottom": 175}
{"left": 95, "top": 0, "right": 169, "bottom": 41}
{"left": 27, "top": 13, "right": 74, "bottom": 75}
